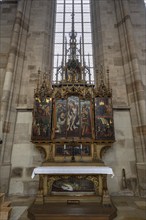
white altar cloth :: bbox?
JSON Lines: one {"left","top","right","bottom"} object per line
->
{"left": 31, "top": 166, "right": 114, "bottom": 179}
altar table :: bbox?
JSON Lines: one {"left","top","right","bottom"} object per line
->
{"left": 31, "top": 166, "right": 114, "bottom": 178}
{"left": 28, "top": 166, "right": 117, "bottom": 219}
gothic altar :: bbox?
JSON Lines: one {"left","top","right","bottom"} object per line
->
{"left": 28, "top": 2, "right": 117, "bottom": 219}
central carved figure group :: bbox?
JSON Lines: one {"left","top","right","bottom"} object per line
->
{"left": 67, "top": 99, "right": 79, "bottom": 131}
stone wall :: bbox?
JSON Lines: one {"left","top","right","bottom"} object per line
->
{"left": 0, "top": 0, "right": 56, "bottom": 195}
{"left": 9, "top": 111, "right": 42, "bottom": 195}
{"left": 0, "top": 0, "right": 17, "bottom": 141}
{"left": 91, "top": 0, "right": 146, "bottom": 196}
{"left": 128, "top": 0, "right": 146, "bottom": 196}
{"left": 0, "top": 0, "right": 145, "bottom": 196}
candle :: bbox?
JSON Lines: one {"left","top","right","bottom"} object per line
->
{"left": 64, "top": 144, "right": 66, "bottom": 150}
{"left": 80, "top": 144, "right": 83, "bottom": 161}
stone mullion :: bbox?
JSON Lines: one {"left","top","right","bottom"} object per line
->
{"left": 90, "top": 0, "right": 98, "bottom": 86}
{"left": 48, "top": 0, "right": 56, "bottom": 84}
{"left": 97, "top": 0, "right": 105, "bottom": 66}
{"left": 40, "top": 0, "right": 56, "bottom": 82}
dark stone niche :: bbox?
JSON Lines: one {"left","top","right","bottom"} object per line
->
{"left": 11, "top": 167, "right": 23, "bottom": 178}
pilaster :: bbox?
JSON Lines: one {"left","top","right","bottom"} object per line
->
{"left": 114, "top": 0, "right": 146, "bottom": 195}
{"left": 0, "top": 0, "right": 33, "bottom": 193}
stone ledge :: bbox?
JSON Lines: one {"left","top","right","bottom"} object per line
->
{"left": 16, "top": 107, "right": 33, "bottom": 111}
{"left": 113, "top": 106, "right": 130, "bottom": 110}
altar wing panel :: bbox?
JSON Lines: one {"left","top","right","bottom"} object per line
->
{"left": 80, "top": 100, "right": 92, "bottom": 138}
{"left": 55, "top": 99, "right": 67, "bottom": 138}
{"left": 95, "top": 97, "right": 115, "bottom": 141}
{"left": 31, "top": 97, "right": 52, "bottom": 140}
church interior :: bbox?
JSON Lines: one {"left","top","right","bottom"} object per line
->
{"left": 0, "top": 0, "right": 146, "bottom": 219}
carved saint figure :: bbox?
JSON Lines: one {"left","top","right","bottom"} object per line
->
{"left": 81, "top": 104, "right": 91, "bottom": 136}
{"left": 55, "top": 100, "right": 67, "bottom": 137}
{"left": 67, "top": 100, "right": 79, "bottom": 132}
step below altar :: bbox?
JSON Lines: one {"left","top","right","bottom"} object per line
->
{"left": 28, "top": 202, "right": 117, "bottom": 220}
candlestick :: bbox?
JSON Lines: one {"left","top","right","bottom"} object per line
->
{"left": 64, "top": 144, "right": 66, "bottom": 162}
{"left": 80, "top": 144, "right": 83, "bottom": 161}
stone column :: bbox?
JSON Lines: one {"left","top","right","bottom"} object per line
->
{"left": 1, "top": 0, "right": 25, "bottom": 140}
{"left": 1, "top": 0, "right": 56, "bottom": 195}
{"left": 114, "top": 0, "right": 146, "bottom": 195}
{"left": 0, "top": 0, "right": 33, "bottom": 193}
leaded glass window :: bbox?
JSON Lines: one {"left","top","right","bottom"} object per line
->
{"left": 53, "top": 0, "right": 94, "bottom": 83}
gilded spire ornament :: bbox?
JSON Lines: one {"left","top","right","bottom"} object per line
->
{"left": 31, "top": 2, "right": 115, "bottom": 145}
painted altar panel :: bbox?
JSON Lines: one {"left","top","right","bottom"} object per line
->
{"left": 31, "top": 97, "right": 52, "bottom": 140}
{"left": 55, "top": 144, "right": 91, "bottom": 156}
{"left": 80, "top": 100, "right": 92, "bottom": 138}
{"left": 67, "top": 96, "right": 80, "bottom": 137}
{"left": 95, "top": 97, "right": 115, "bottom": 140}
{"left": 55, "top": 99, "right": 67, "bottom": 138}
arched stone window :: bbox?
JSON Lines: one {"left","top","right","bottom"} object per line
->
{"left": 53, "top": 0, "right": 94, "bottom": 83}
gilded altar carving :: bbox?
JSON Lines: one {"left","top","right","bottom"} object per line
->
{"left": 36, "top": 144, "right": 54, "bottom": 162}
{"left": 47, "top": 176, "right": 60, "bottom": 195}
{"left": 31, "top": 67, "right": 115, "bottom": 146}
{"left": 93, "top": 144, "right": 112, "bottom": 162}
{"left": 86, "top": 176, "right": 99, "bottom": 195}
{"left": 31, "top": 0, "right": 115, "bottom": 148}
{"left": 53, "top": 84, "right": 94, "bottom": 100}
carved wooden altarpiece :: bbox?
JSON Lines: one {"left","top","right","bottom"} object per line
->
{"left": 28, "top": 2, "right": 117, "bottom": 219}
